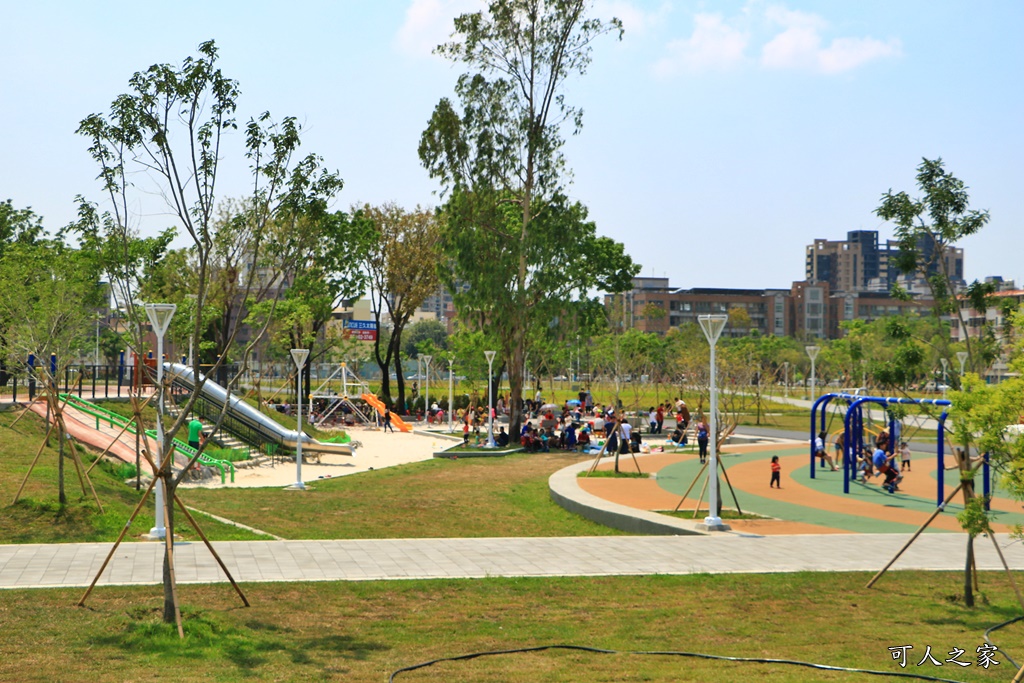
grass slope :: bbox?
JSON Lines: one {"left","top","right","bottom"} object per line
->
{"left": 186, "top": 452, "right": 623, "bottom": 539}
{"left": 0, "top": 408, "right": 264, "bottom": 543}
{"left": 0, "top": 572, "right": 1019, "bottom": 682}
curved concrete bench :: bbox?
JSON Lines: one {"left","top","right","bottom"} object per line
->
{"left": 548, "top": 458, "right": 708, "bottom": 536}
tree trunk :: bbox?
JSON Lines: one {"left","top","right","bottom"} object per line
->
{"left": 162, "top": 475, "right": 178, "bottom": 624}
{"left": 392, "top": 352, "right": 406, "bottom": 414}
{"left": 964, "top": 534, "right": 975, "bottom": 607}
{"left": 508, "top": 335, "right": 526, "bottom": 440}
{"left": 57, "top": 418, "right": 66, "bottom": 506}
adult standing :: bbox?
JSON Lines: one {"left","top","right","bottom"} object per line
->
{"left": 648, "top": 406, "right": 658, "bottom": 434}
{"left": 696, "top": 416, "right": 709, "bottom": 464}
{"left": 655, "top": 404, "right": 664, "bottom": 434}
{"left": 187, "top": 416, "right": 204, "bottom": 450}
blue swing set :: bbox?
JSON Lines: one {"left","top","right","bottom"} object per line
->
{"left": 809, "top": 393, "right": 992, "bottom": 508}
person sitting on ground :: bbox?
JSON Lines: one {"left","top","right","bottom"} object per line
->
{"left": 520, "top": 422, "right": 534, "bottom": 451}
{"left": 815, "top": 431, "right": 838, "bottom": 471}
{"left": 630, "top": 429, "right": 642, "bottom": 454}
{"left": 669, "top": 425, "right": 685, "bottom": 447}
{"left": 495, "top": 426, "right": 509, "bottom": 448}
{"left": 577, "top": 425, "right": 591, "bottom": 451}
{"left": 538, "top": 428, "right": 550, "bottom": 453}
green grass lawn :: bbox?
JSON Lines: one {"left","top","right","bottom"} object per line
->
{"left": 0, "top": 408, "right": 265, "bottom": 543}
{"left": 1, "top": 572, "right": 1020, "bottom": 682}
{"left": 185, "top": 452, "right": 622, "bottom": 539}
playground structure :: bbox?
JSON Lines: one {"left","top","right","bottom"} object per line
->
{"left": 809, "top": 392, "right": 970, "bottom": 506}
{"left": 167, "top": 363, "right": 354, "bottom": 458}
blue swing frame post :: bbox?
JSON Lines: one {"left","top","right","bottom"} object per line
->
{"left": 811, "top": 393, "right": 957, "bottom": 505}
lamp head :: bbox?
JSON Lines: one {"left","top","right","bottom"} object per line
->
{"left": 144, "top": 303, "right": 177, "bottom": 337}
{"left": 290, "top": 348, "right": 310, "bottom": 371}
{"left": 697, "top": 314, "right": 728, "bottom": 344}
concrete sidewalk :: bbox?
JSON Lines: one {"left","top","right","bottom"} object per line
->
{"left": 2, "top": 533, "right": 1021, "bottom": 589}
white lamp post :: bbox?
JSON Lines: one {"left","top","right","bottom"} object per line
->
{"left": 783, "top": 361, "right": 789, "bottom": 399}
{"left": 484, "top": 350, "right": 496, "bottom": 447}
{"left": 956, "top": 351, "right": 969, "bottom": 378}
{"left": 288, "top": 348, "right": 310, "bottom": 490}
{"left": 422, "top": 355, "right": 432, "bottom": 425}
{"left": 698, "top": 314, "right": 729, "bottom": 531}
{"left": 806, "top": 345, "right": 820, "bottom": 403}
{"left": 940, "top": 357, "right": 949, "bottom": 398}
{"left": 447, "top": 358, "right": 454, "bottom": 433}
{"left": 145, "top": 302, "right": 176, "bottom": 540}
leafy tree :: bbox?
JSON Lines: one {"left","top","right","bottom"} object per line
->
{"left": 0, "top": 239, "right": 105, "bottom": 505}
{"left": 403, "top": 319, "right": 449, "bottom": 360}
{"left": 74, "top": 40, "right": 343, "bottom": 628}
{"left": 361, "top": 204, "right": 442, "bottom": 411}
{"left": 419, "top": 0, "right": 635, "bottom": 437}
{"left": 876, "top": 158, "right": 990, "bottom": 375}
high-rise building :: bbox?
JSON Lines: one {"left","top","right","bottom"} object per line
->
{"left": 805, "top": 230, "right": 880, "bottom": 293}
{"left": 806, "top": 230, "right": 964, "bottom": 295}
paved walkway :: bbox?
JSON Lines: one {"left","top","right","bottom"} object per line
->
{"left": 2, "top": 533, "right": 1022, "bottom": 589}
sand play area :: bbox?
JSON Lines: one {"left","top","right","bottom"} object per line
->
{"left": 179, "top": 426, "right": 456, "bottom": 489}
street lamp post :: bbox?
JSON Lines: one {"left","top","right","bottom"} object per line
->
{"left": 956, "top": 351, "right": 969, "bottom": 379}
{"left": 940, "top": 357, "right": 949, "bottom": 398}
{"left": 288, "top": 348, "right": 310, "bottom": 490}
{"left": 783, "top": 361, "right": 789, "bottom": 399}
{"left": 144, "top": 303, "right": 176, "bottom": 540}
{"left": 806, "top": 345, "right": 820, "bottom": 403}
{"left": 484, "top": 350, "right": 496, "bottom": 447}
{"left": 447, "top": 358, "right": 454, "bottom": 433}
{"left": 698, "top": 314, "right": 730, "bottom": 532}
{"left": 422, "top": 355, "right": 432, "bottom": 426}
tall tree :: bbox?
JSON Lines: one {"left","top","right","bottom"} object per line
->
{"left": 876, "top": 158, "right": 990, "bottom": 374}
{"left": 74, "top": 40, "right": 343, "bottom": 627}
{"left": 419, "top": 0, "right": 635, "bottom": 436}
{"left": 0, "top": 238, "right": 105, "bottom": 505}
{"left": 361, "top": 204, "right": 442, "bottom": 411}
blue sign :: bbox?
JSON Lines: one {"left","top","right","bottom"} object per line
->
{"left": 345, "top": 320, "right": 377, "bottom": 330}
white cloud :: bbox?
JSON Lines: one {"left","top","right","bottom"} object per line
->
{"left": 653, "top": 13, "right": 748, "bottom": 77}
{"left": 760, "top": 5, "right": 901, "bottom": 73}
{"left": 395, "top": 0, "right": 483, "bottom": 58}
{"left": 653, "top": 3, "right": 901, "bottom": 78}
{"left": 817, "top": 36, "right": 902, "bottom": 74}
{"left": 594, "top": 0, "right": 671, "bottom": 37}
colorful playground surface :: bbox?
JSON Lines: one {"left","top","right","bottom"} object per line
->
{"left": 577, "top": 440, "right": 1024, "bottom": 535}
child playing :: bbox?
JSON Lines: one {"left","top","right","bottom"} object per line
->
{"left": 900, "top": 441, "right": 911, "bottom": 471}
{"left": 770, "top": 455, "right": 781, "bottom": 489}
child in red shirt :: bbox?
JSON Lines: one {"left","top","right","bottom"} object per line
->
{"left": 770, "top": 455, "right": 781, "bottom": 489}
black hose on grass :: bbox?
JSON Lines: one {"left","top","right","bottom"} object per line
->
{"left": 387, "top": 643, "right": 974, "bottom": 682}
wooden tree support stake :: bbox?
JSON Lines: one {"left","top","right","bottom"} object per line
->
{"left": 866, "top": 483, "right": 963, "bottom": 588}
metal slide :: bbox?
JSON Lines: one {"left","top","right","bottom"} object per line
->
{"left": 166, "top": 363, "right": 354, "bottom": 456}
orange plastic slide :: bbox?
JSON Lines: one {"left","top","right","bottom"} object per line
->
{"left": 361, "top": 393, "right": 413, "bottom": 432}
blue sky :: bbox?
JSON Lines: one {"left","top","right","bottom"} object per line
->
{"left": 3, "top": 1, "right": 1021, "bottom": 290}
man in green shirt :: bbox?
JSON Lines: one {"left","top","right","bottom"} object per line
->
{"left": 188, "top": 418, "right": 204, "bottom": 449}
